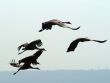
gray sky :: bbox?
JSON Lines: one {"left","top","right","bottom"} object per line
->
{"left": 0, "top": 0, "right": 110, "bottom": 71}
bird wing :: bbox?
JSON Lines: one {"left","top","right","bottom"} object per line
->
{"left": 18, "top": 43, "right": 28, "bottom": 51}
{"left": 18, "top": 55, "right": 33, "bottom": 64}
{"left": 19, "top": 56, "right": 37, "bottom": 67}
{"left": 67, "top": 37, "right": 91, "bottom": 52}
{"left": 41, "top": 19, "right": 80, "bottom": 31}
{"left": 31, "top": 60, "right": 38, "bottom": 65}
{"left": 67, "top": 40, "right": 79, "bottom": 52}
{"left": 45, "top": 19, "right": 63, "bottom": 26}
{"left": 47, "top": 19, "right": 62, "bottom": 23}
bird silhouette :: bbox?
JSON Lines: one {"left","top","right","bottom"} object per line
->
{"left": 67, "top": 37, "right": 107, "bottom": 52}
{"left": 18, "top": 39, "right": 42, "bottom": 55}
{"left": 39, "top": 19, "right": 80, "bottom": 32}
{"left": 10, "top": 48, "right": 46, "bottom": 75}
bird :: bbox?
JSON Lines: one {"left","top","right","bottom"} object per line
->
{"left": 12, "top": 62, "right": 40, "bottom": 75}
{"left": 67, "top": 37, "right": 107, "bottom": 52}
{"left": 10, "top": 48, "right": 46, "bottom": 75}
{"left": 39, "top": 19, "right": 80, "bottom": 32}
{"left": 18, "top": 39, "right": 42, "bottom": 55}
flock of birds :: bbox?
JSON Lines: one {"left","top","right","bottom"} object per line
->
{"left": 10, "top": 19, "right": 107, "bottom": 75}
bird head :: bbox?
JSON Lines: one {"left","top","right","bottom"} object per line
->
{"left": 39, "top": 29, "right": 44, "bottom": 32}
{"left": 36, "top": 39, "right": 42, "bottom": 47}
{"left": 67, "top": 22, "right": 72, "bottom": 24}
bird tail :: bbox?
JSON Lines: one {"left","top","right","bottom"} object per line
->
{"left": 92, "top": 40, "right": 107, "bottom": 43}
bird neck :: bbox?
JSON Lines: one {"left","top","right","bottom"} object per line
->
{"left": 34, "top": 50, "right": 43, "bottom": 58}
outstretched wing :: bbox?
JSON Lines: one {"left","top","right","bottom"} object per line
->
{"left": 67, "top": 40, "right": 80, "bottom": 52}
{"left": 47, "top": 19, "right": 62, "bottom": 23}
{"left": 30, "top": 39, "right": 42, "bottom": 47}
{"left": 18, "top": 43, "right": 28, "bottom": 51}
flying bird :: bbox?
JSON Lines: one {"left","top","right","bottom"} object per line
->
{"left": 67, "top": 37, "right": 107, "bottom": 52}
{"left": 10, "top": 48, "right": 46, "bottom": 75}
{"left": 10, "top": 60, "right": 40, "bottom": 75}
{"left": 18, "top": 39, "right": 42, "bottom": 55}
{"left": 39, "top": 19, "right": 80, "bottom": 32}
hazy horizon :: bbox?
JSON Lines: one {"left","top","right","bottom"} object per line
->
{"left": 0, "top": 70, "right": 110, "bottom": 83}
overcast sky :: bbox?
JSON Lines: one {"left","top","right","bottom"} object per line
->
{"left": 0, "top": 0, "right": 110, "bottom": 71}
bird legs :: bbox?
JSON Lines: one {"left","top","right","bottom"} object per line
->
{"left": 13, "top": 69, "right": 20, "bottom": 75}
{"left": 13, "top": 66, "right": 40, "bottom": 75}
